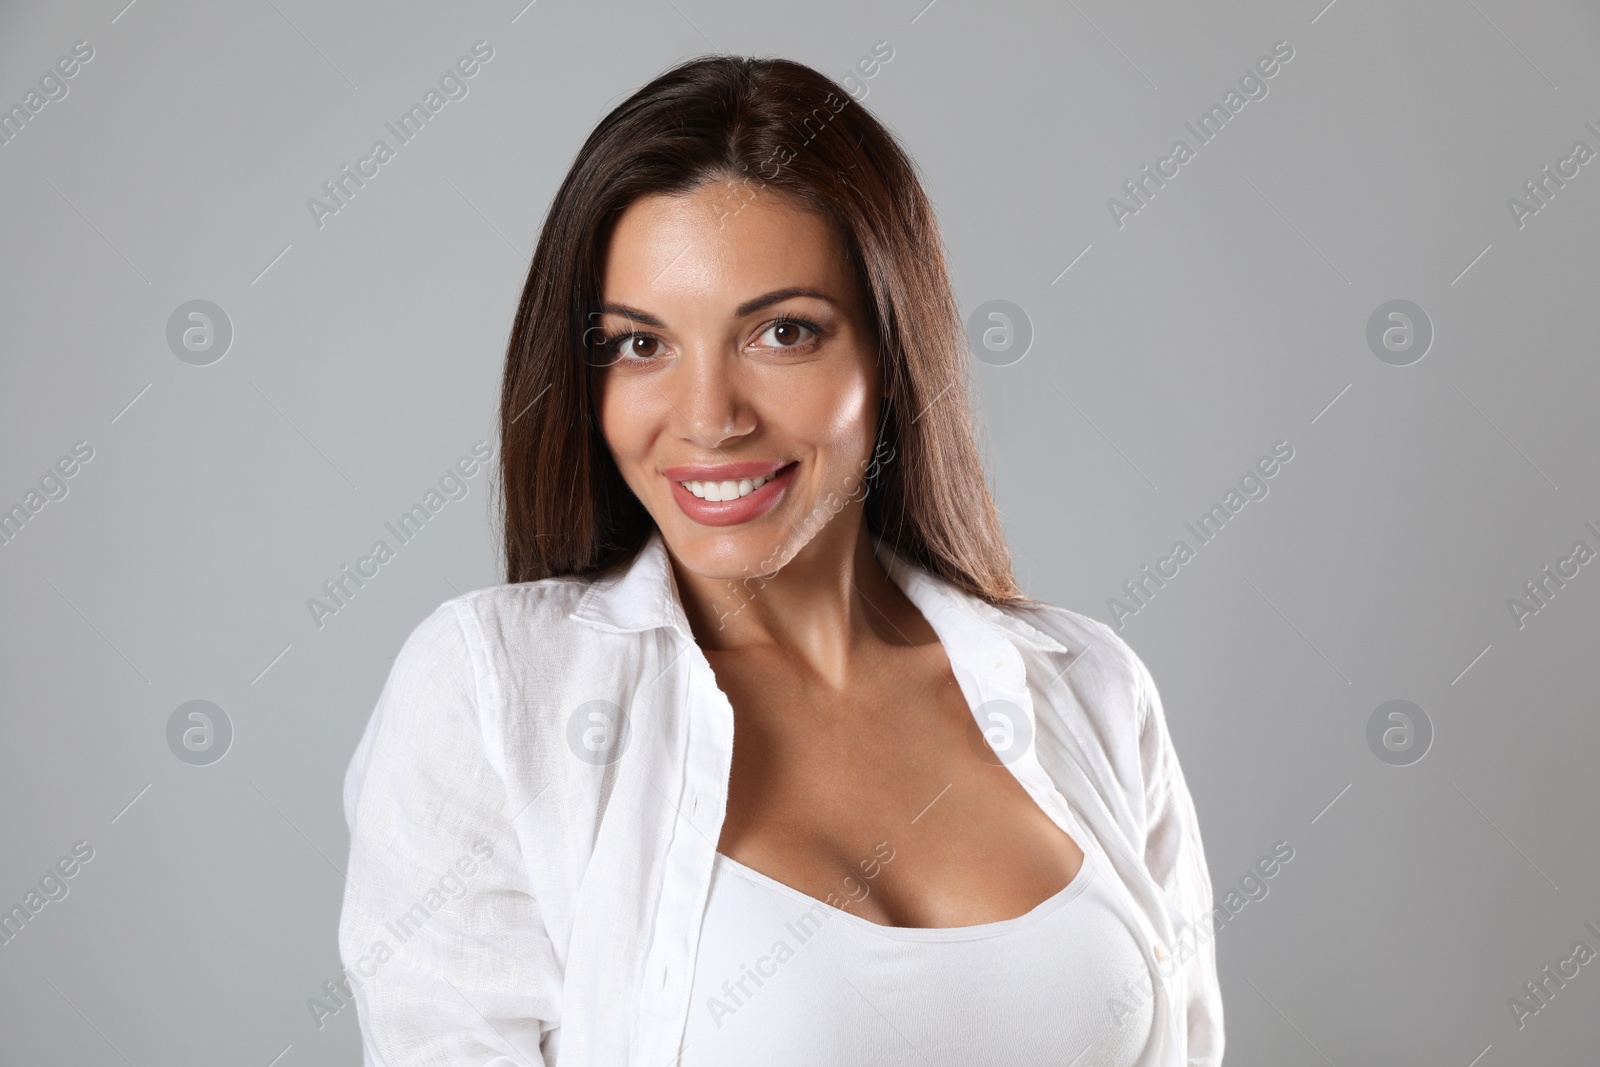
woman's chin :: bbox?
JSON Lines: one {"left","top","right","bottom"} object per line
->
{"left": 656, "top": 514, "right": 813, "bottom": 583}
{"left": 665, "top": 531, "right": 789, "bottom": 581}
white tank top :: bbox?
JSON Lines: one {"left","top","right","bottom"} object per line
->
{"left": 680, "top": 810, "right": 1157, "bottom": 1065}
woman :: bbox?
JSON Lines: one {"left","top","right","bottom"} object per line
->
{"left": 339, "top": 54, "right": 1223, "bottom": 1066}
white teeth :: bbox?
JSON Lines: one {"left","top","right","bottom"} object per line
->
{"left": 681, "top": 472, "right": 776, "bottom": 501}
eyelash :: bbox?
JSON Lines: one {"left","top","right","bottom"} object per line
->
{"left": 594, "top": 314, "right": 823, "bottom": 362}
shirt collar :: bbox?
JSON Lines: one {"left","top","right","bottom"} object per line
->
{"left": 570, "top": 527, "right": 1068, "bottom": 656}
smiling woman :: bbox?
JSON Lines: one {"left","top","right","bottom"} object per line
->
{"left": 589, "top": 191, "right": 890, "bottom": 577}
{"left": 338, "top": 53, "right": 1223, "bottom": 1067}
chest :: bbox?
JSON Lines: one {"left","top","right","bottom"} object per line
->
{"left": 706, "top": 644, "right": 1087, "bottom": 929}
{"left": 680, "top": 841, "right": 1157, "bottom": 1067}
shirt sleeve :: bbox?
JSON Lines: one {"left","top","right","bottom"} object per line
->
{"left": 339, "top": 599, "right": 561, "bottom": 1066}
{"left": 1132, "top": 649, "right": 1225, "bottom": 1067}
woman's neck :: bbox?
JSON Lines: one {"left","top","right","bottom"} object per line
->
{"left": 670, "top": 510, "right": 933, "bottom": 685}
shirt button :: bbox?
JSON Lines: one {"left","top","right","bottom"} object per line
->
{"left": 1154, "top": 943, "right": 1167, "bottom": 962}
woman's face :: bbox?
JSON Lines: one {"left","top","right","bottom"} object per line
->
{"left": 592, "top": 181, "right": 882, "bottom": 584}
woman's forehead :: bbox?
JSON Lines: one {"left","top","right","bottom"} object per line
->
{"left": 599, "top": 190, "right": 855, "bottom": 315}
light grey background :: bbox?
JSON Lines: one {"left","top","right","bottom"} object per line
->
{"left": 3, "top": 0, "right": 1597, "bottom": 1063}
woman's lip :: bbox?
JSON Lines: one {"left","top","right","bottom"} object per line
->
{"left": 668, "top": 462, "right": 797, "bottom": 527}
{"left": 662, "top": 459, "right": 792, "bottom": 482}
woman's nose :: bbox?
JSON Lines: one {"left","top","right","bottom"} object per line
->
{"left": 668, "top": 344, "right": 754, "bottom": 449}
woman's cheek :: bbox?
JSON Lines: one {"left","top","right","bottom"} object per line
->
{"left": 599, "top": 382, "right": 652, "bottom": 461}
{"left": 801, "top": 372, "right": 874, "bottom": 439}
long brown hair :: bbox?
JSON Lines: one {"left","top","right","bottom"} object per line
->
{"left": 496, "top": 53, "right": 1024, "bottom": 604}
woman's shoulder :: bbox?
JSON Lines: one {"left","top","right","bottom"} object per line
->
{"left": 987, "top": 595, "right": 1161, "bottom": 746}
{"left": 1004, "top": 598, "right": 1153, "bottom": 692}
{"left": 370, "top": 575, "right": 631, "bottom": 761}
{"left": 391, "top": 574, "right": 617, "bottom": 675}
{"left": 443, "top": 574, "right": 596, "bottom": 629}
{"left": 444, "top": 571, "right": 606, "bottom": 624}
{"left": 996, "top": 598, "right": 1167, "bottom": 817}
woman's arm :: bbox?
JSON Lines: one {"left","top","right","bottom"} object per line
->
{"left": 339, "top": 600, "right": 561, "bottom": 1066}
{"left": 1133, "top": 651, "right": 1225, "bottom": 1067}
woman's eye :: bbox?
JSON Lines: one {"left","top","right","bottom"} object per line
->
{"left": 609, "top": 334, "right": 661, "bottom": 360}
{"left": 757, "top": 319, "right": 818, "bottom": 349}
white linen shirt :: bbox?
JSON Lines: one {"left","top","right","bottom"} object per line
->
{"left": 338, "top": 528, "right": 1224, "bottom": 1066}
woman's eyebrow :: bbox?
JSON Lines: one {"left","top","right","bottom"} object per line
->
{"left": 734, "top": 287, "right": 835, "bottom": 317}
{"left": 595, "top": 302, "right": 663, "bottom": 328}
{"left": 595, "top": 287, "right": 836, "bottom": 327}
